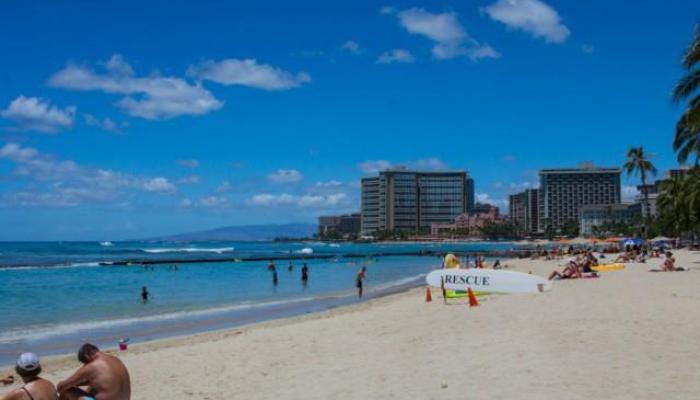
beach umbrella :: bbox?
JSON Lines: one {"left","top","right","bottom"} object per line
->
{"left": 605, "top": 236, "right": 623, "bottom": 243}
{"left": 651, "top": 236, "right": 673, "bottom": 243}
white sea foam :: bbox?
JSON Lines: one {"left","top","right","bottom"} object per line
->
{"left": 370, "top": 273, "right": 426, "bottom": 292}
{"left": 329, "top": 243, "right": 341, "bottom": 248}
{"left": 0, "top": 262, "right": 102, "bottom": 271}
{"left": 141, "top": 247, "right": 234, "bottom": 254}
{"left": 99, "top": 241, "right": 114, "bottom": 247}
{"left": 0, "top": 296, "right": 315, "bottom": 344}
{"left": 296, "top": 247, "right": 313, "bottom": 254}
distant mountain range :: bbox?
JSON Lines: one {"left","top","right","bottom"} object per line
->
{"left": 149, "top": 223, "right": 317, "bottom": 242}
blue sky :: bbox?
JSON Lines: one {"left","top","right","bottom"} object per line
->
{"left": 0, "top": 0, "right": 697, "bottom": 240}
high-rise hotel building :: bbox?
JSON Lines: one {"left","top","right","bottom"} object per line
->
{"left": 361, "top": 169, "right": 475, "bottom": 234}
{"left": 509, "top": 188, "right": 539, "bottom": 234}
{"left": 537, "top": 167, "right": 621, "bottom": 232}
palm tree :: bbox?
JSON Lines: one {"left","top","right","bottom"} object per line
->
{"left": 623, "top": 147, "right": 657, "bottom": 235}
{"left": 673, "top": 25, "right": 700, "bottom": 164}
{"left": 658, "top": 175, "right": 692, "bottom": 236}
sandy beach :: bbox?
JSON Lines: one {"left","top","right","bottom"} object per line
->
{"left": 3, "top": 250, "right": 700, "bottom": 399}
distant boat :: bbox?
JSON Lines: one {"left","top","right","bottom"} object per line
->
{"left": 100, "top": 241, "right": 114, "bottom": 247}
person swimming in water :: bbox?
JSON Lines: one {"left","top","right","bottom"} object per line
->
{"left": 356, "top": 266, "right": 367, "bottom": 298}
{"left": 140, "top": 287, "right": 150, "bottom": 303}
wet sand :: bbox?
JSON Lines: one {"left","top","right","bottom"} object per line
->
{"left": 2, "top": 250, "right": 699, "bottom": 399}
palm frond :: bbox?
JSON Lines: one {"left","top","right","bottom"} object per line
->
{"left": 673, "top": 68, "right": 700, "bottom": 102}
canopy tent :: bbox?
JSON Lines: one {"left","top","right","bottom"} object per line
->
{"left": 622, "top": 238, "right": 644, "bottom": 247}
{"left": 650, "top": 236, "right": 675, "bottom": 243}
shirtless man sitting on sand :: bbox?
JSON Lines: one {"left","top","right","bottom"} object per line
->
{"left": 2, "top": 352, "right": 57, "bottom": 400}
{"left": 57, "top": 344, "right": 130, "bottom": 400}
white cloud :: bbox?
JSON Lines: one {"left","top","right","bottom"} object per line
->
{"left": 248, "top": 192, "right": 347, "bottom": 208}
{"left": 268, "top": 169, "right": 303, "bottom": 183}
{"left": 176, "top": 159, "right": 200, "bottom": 169}
{"left": 622, "top": 185, "right": 639, "bottom": 202}
{"left": 482, "top": 0, "right": 570, "bottom": 44}
{"left": 84, "top": 113, "right": 120, "bottom": 133}
{"left": 187, "top": 59, "right": 311, "bottom": 91}
{"left": 476, "top": 192, "right": 508, "bottom": 207}
{"left": 342, "top": 40, "right": 361, "bottom": 55}
{"left": 216, "top": 181, "right": 233, "bottom": 193}
{"left": 1, "top": 96, "right": 75, "bottom": 133}
{"left": 0, "top": 143, "right": 178, "bottom": 207}
{"left": 396, "top": 8, "right": 499, "bottom": 61}
{"left": 142, "top": 177, "right": 176, "bottom": 194}
{"left": 377, "top": 49, "right": 415, "bottom": 64}
{"left": 177, "top": 175, "right": 200, "bottom": 185}
{"left": 413, "top": 158, "right": 448, "bottom": 170}
{"left": 48, "top": 54, "right": 223, "bottom": 120}
{"left": 359, "top": 160, "right": 393, "bottom": 173}
{"left": 315, "top": 180, "right": 343, "bottom": 188}
{"left": 198, "top": 195, "right": 230, "bottom": 208}
{"left": 359, "top": 158, "right": 449, "bottom": 173}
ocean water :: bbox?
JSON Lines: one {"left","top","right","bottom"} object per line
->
{"left": 0, "top": 241, "right": 513, "bottom": 365}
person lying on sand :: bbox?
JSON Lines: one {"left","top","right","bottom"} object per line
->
{"left": 3, "top": 352, "right": 57, "bottom": 400}
{"left": 1, "top": 376, "right": 14, "bottom": 386}
{"left": 649, "top": 252, "right": 688, "bottom": 272}
{"left": 548, "top": 258, "right": 583, "bottom": 280}
{"left": 57, "top": 344, "right": 130, "bottom": 400}
{"left": 614, "top": 252, "right": 634, "bottom": 263}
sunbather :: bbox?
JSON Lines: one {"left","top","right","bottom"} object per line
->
{"left": 57, "top": 344, "right": 130, "bottom": 400}
{"left": 548, "top": 259, "right": 583, "bottom": 280}
{"left": 3, "top": 352, "right": 57, "bottom": 400}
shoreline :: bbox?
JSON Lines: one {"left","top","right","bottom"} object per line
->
{"left": 4, "top": 251, "right": 699, "bottom": 399}
{"left": 0, "top": 282, "right": 427, "bottom": 372}
{"left": 0, "top": 273, "right": 427, "bottom": 368}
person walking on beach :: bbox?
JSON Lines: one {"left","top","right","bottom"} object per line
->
{"left": 267, "top": 261, "right": 275, "bottom": 271}
{"left": 2, "top": 352, "right": 57, "bottom": 400}
{"left": 288, "top": 261, "right": 294, "bottom": 272}
{"left": 356, "top": 266, "right": 367, "bottom": 298}
{"left": 140, "top": 286, "right": 151, "bottom": 303}
{"left": 57, "top": 343, "right": 131, "bottom": 400}
{"left": 301, "top": 263, "right": 309, "bottom": 286}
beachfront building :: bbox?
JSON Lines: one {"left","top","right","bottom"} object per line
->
{"left": 430, "top": 206, "right": 501, "bottom": 238}
{"left": 635, "top": 168, "right": 690, "bottom": 218}
{"left": 579, "top": 203, "right": 642, "bottom": 236}
{"left": 538, "top": 166, "right": 621, "bottom": 233}
{"left": 473, "top": 202, "right": 500, "bottom": 216}
{"left": 361, "top": 168, "right": 475, "bottom": 235}
{"left": 318, "top": 213, "right": 361, "bottom": 238}
{"left": 508, "top": 188, "right": 539, "bottom": 234}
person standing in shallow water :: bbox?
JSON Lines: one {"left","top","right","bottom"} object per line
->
{"left": 271, "top": 264, "right": 278, "bottom": 286}
{"left": 356, "top": 266, "right": 367, "bottom": 298}
{"left": 301, "top": 263, "right": 309, "bottom": 286}
{"left": 141, "top": 287, "right": 150, "bottom": 303}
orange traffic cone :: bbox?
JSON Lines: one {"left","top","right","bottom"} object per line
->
{"left": 467, "top": 288, "right": 479, "bottom": 307}
{"left": 425, "top": 287, "right": 432, "bottom": 302}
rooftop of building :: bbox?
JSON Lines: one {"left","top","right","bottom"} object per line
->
{"left": 579, "top": 203, "right": 639, "bottom": 212}
{"left": 539, "top": 167, "right": 621, "bottom": 175}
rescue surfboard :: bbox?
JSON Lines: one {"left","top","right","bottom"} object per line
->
{"left": 426, "top": 269, "right": 552, "bottom": 294}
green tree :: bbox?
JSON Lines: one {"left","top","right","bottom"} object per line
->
{"left": 673, "top": 25, "right": 700, "bottom": 165}
{"left": 657, "top": 174, "right": 694, "bottom": 236}
{"left": 623, "top": 146, "right": 657, "bottom": 230}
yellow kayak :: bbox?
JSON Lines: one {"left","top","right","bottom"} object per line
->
{"left": 592, "top": 263, "right": 625, "bottom": 272}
